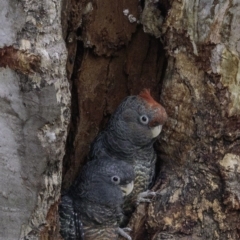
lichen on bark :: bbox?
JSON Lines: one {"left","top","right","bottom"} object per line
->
{"left": 0, "top": 0, "right": 70, "bottom": 239}
{"left": 1, "top": 0, "right": 239, "bottom": 239}
{"left": 128, "top": 0, "right": 240, "bottom": 239}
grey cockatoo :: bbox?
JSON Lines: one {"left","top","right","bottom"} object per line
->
{"left": 59, "top": 158, "right": 134, "bottom": 240}
{"left": 90, "top": 89, "right": 167, "bottom": 221}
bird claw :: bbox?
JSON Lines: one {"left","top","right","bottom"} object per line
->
{"left": 117, "top": 227, "right": 132, "bottom": 240}
{"left": 121, "top": 227, "right": 132, "bottom": 232}
{"left": 136, "top": 190, "right": 156, "bottom": 205}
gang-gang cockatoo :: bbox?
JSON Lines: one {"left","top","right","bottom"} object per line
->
{"left": 90, "top": 89, "right": 167, "bottom": 223}
{"left": 59, "top": 158, "right": 134, "bottom": 240}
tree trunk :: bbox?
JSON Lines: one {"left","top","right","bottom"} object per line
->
{"left": 128, "top": 1, "right": 240, "bottom": 239}
{"left": 1, "top": 0, "right": 240, "bottom": 239}
{"left": 0, "top": 0, "right": 70, "bottom": 239}
{"left": 61, "top": 0, "right": 167, "bottom": 190}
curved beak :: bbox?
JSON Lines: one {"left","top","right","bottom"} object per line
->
{"left": 151, "top": 125, "right": 162, "bottom": 138}
{"left": 120, "top": 181, "right": 134, "bottom": 196}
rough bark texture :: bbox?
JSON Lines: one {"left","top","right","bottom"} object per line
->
{"left": 0, "top": 0, "right": 70, "bottom": 239}
{"left": 2, "top": 0, "right": 240, "bottom": 239}
{"left": 62, "top": 0, "right": 167, "bottom": 190}
{"left": 128, "top": 0, "right": 240, "bottom": 239}
{"left": 62, "top": 0, "right": 240, "bottom": 240}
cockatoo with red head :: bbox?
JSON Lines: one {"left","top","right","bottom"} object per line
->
{"left": 90, "top": 89, "right": 167, "bottom": 223}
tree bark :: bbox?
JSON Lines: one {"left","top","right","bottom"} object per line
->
{"left": 1, "top": 0, "right": 240, "bottom": 239}
{"left": 128, "top": 0, "right": 240, "bottom": 239}
{"left": 62, "top": 0, "right": 167, "bottom": 190}
{"left": 0, "top": 0, "right": 70, "bottom": 239}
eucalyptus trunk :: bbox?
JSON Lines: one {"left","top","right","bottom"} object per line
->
{"left": 1, "top": 0, "right": 240, "bottom": 239}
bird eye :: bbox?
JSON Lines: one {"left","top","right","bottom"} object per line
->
{"left": 111, "top": 176, "right": 120, "bottom": 184}
{"left": 139, "top": 115, "right": 149, "bottom": 125}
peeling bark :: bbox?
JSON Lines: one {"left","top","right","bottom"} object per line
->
{"left": 0, "top": 46, "right": 41, "bottom": 74}
{"left": 128, "top": 1, "right": 240, "bottom": 239}
{"left": 62, "top": 0, "right": 166, "bottom": 189}
{"left": 63, "top": 0, "right": 240, "bottom": 240}
{"left": 2, "top": 0, "right": 240, "bottom": 239}
{"left": 0, "top": 0, "right": 70, "bottom": 239}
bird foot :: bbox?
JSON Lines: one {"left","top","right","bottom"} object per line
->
{"left": 121, "top": 227, "right": 132, "bottom": 232}
{"left": 117, "top": 227, "right": 132, "bottom": 240}
{"left": 136, "top": 190, "right": 156, "bottom": 205}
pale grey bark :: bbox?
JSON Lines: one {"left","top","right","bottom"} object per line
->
{"left": 0, "top": 0, "right": 70, "bottom": 239}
